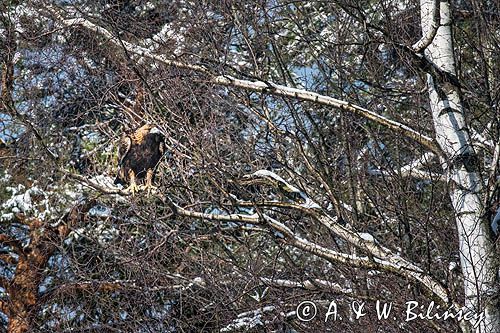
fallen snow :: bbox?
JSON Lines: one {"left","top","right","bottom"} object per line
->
{"left": 1, "top": 184, "right": 49, "bottom": 221}
{"left": 358, "top": 232, "right": 375, "bottom": 243}
{"left": 1, "top": 181, "right": 85, "bottom": 222}
{"left": 220, "top": 306, "right": 274, "bottom": 332}
{"left": 90, "top": 175, "right": 117, "bottom": 188}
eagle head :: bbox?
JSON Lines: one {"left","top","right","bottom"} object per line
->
{"left": 132, "top": 124, "right": 156, "bottom": 144}
{"left": 149, "top": 127, "right": 162, "bottom": 134}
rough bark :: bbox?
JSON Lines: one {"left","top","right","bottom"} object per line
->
{"left": 0, "top": 202, "right": 95, "bottom": 333}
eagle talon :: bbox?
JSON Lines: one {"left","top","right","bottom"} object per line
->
{"left": 114, "top": 124, "right": 165, "bottom": 198}
{"left": 126, "top": 183, "right": 141, "bottom": 196}
{"left": 141, "top": 185, "right": 158, "bottom": 196}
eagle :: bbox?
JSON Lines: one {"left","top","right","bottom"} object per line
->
{"left": 114, "top": 124, "right": 165, "bottom": 195}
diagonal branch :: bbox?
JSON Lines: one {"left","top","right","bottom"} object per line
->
{"left": 167, "top": 194, "right": 454, "bottom": 308}
{"left": 160, "top": 168, "right": 453, "bottom": 306}
{"left": 62, "top": 170, "right": 130, "bottom": 196}
{"left": 259, "top": 277, "right": 352, "bottom": 294}
{"left": 46, "top": 8, "right": 439, "bottom": 153}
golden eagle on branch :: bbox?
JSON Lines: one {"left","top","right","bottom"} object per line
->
{"left": 114, "top": 124, "right": 165, "bottom": 195}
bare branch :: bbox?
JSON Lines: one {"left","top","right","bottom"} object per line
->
{"left": 368, "top": 152, "right": 443, "bottom": 180}
{"left": 47, "top": 8, "right": 439, "bottom": 153}
{"left": 63, "top": 170, "right": 130, "bottom": 196}
{"left": 168, "top": 195, "right": 453, "bottom": 306}
{"left": 260, "top": 277, "right": 352, "bottom": 294}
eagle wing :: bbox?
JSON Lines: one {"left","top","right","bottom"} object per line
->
{"left": 159, "top": 140, "right": 165, "bottom": 156}
{"left": 118, "top": 135, "right": 132, "bottom": 166}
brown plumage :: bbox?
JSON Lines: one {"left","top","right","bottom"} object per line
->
{"left": 114, "top": 124, "right": 165, "bottom": 195}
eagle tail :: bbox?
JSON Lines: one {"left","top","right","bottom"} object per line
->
{"left": 114, "top": 169, "right": 126, "bottom": 185}
{"left": 114, "top": 176, "right": 126, "bottom": 186}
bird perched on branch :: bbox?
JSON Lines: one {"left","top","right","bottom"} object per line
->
{"left": 114, "top": 124, "right": 165, "bottom": 195}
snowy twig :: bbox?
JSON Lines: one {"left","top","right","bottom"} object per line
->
{"left": 51, "top": 276, "right": 206, "bottom": 295}
{"left": 368, "top": 152, "right": 442, "bottom": 180}
{"left": 241, "top": 170, "right": 321, "bottom": 209}
{"left": 63, "top": 171, "right": 130, "bottom": 196}
{"left": 47, "top": 7, "right": 439, "bottom": 153}
{"left": 260, "top": 277, "right": 352, "bottom": 294}
{"left": 266, "top": 214, "right": 453, "bottom": 306}
{"left": 163, "top": 169, "right": 454, "bottom": 306}
{"left": 168, "top": 192, "right": 453, "bottom": 307}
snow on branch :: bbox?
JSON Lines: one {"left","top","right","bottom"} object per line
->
{"left": 63, "top": 166, "right": 452, "bottom": 307}
{"left": 52, "top": 276, "right": 206, "bottom": 296}
{"left": 46, "top": 7, "right": 439, "bottom": 153}
{"left": 368, "top": 152, "right": 442, "bottom": 180}
{"left": 266, "top": 213, "right": 454, "bottom": 307}
{"left": 161, "top": 170, "right": 454, "bottom": 306}
{"left": 242, "top": 170, "right": 321, "bottom": 209}
{"left": 64, "top": 171, "right": 130, "bottom": 196}
{"left": 168, "top": 193, "right": 453, "bottom": 307}
{"left": 212, "top": 77, "right": 438, "bottom": 152}
{"left": 260, "top": 277, "right": 352, "bottom": 294}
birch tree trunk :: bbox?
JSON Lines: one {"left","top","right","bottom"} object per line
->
{"left": 420, "top": 1, "right": 499, "bottom": 332}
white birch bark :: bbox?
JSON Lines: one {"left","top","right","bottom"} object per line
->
{"left": 47, "top": 4, "right": 500, "bottom": 331}
{"left": 420, "top": 1, "right": 499, "bottom": 332}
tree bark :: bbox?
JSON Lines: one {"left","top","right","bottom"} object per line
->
{"left": 420, "top": 1, "right": 499, "bottom": 332}
{"left": 0, "top": 202, "right": 95, "bottom": 333}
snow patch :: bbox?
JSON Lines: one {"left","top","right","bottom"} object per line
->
{"left": 220, "top": 306, "right": 274, "bottom": 332}
{"left": 246, "top": 170, "right": 321, "bottom": 209}
{"left": 358, "top": 232, "right": 375, "bottom": 242}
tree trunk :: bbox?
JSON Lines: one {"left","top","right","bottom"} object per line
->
{"left": 420, "top": 1, "right": 499, "bottom": 332}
